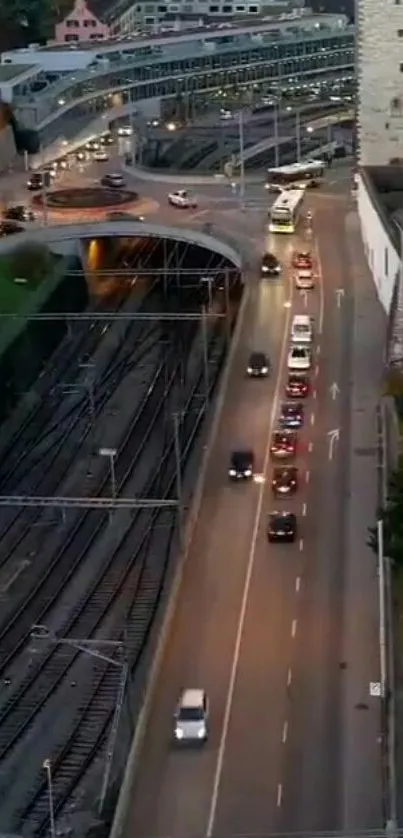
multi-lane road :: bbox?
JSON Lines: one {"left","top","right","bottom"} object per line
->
{"left": 0, "top": 146, "right": 384, "bottom": 834}
{"left": 114, "top": 186, "right": 383, "bottom": 837}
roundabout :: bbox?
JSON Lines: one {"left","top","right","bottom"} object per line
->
{"left": 32, "top": 186, "right": 139, "bottom": 210}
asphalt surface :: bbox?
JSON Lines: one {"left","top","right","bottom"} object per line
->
{"left": 0, "top": 147, "right": 383, "bottom": 835}
{"left": 109, "top": 182, "right": 382, "bottom": 837}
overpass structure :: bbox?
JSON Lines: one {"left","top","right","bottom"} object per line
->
{"left": 0, "top": 220, "right": 244, "bottom": 269}
{"left": 8, "top": 14, "right": 354, "bottom": 151}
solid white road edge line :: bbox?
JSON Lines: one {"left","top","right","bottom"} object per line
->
{"left": 109, "top": 279, "right": 252, "bottom": 838}
{"left": 314, "top": 234, "right": 325, "bottom": 338}
{"left": 205, "top": 275, "right": 293, "bottom": 838}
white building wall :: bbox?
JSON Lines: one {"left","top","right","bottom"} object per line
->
{"left": 357, "top": 174, "right": 399, "bottom": 313}
{"left": 1, "top": 48, "right": 94, "bottom": 72}
{"left": 358, "top": 0, "right": 403, "bottom": 165}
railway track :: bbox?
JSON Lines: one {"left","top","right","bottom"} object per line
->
{"left": 0, "top": 250, "right": 240, "bottom": 835}
{"left": 16, "top": 314, "right": 230, "bottom": 836}
{"left": 12, "top": 313, "right": 229, "bottom": 835}
{"left": 0, "top": 286, "right": 132, "bottom": 475}
{"left": 0, "top": 278, "right": 157, "bottom": 489}
{"left": 0, "top": 291, "right": 203, "bottom": 674}
{"left": 0, "top": 282, "right": 167, "bottom": 590}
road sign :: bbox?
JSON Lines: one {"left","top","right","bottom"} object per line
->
{"left": 370, "top": 681, "right": 381, "bottom": 697}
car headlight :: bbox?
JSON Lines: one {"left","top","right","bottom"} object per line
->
{"left": 198, "top": 726, "right": 206, "bottom": 739}
{"left": 229, "top": 469, "right": 236, "bottom": 476}
{"left": 244, "top": 469, "right": 252, "bottom": 477}
{"left": 262, "top": 265, "right": 269, "bottom": 272}
{"left": 261, "top": 367, "right": 268, "bottom": 374}
{"left": 247, "top": 367, "right": 253, "bottom": 374}
{"left": 175, "top": 727, "right": 184, "bottom": 739}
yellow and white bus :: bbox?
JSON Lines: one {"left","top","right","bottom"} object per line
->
{"left": 268, "top": 188, "right": 305, "bottom": 234}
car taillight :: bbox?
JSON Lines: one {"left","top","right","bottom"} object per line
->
{"left": 287, "top": 445, "right": 294, "bottom": 452}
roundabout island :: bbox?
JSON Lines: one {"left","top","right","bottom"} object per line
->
{"left": 32, "top": 186, "right": 140, "bottom": 215}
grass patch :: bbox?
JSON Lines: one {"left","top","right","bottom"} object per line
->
{"left": 0, "top": 244, "right": 56, "bottom": 316}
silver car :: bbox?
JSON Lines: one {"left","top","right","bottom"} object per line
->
{"left": 174, "top": 688, "right": 209, "bottom": 743}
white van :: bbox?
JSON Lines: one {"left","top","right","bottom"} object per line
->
{"left": 290, "top": 315, "right": 313, "bottom": 345}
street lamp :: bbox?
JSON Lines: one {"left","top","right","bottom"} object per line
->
{"left": 32, "top": 626, "right": 129, "bottom": 818}
{"left": 238, "top": 108, "right": 246, "bottom": 211}
{"left": 99, "top": 447, "right": 117, "bottom": 499}
{"left": 43, "top": 758, "right": 56, "bottom": 838}
{"left": 377, "top": 519, "right": 387, "bottom": 700}
{"left": 200, "top": 275, "right": 214, "bottom": 310}
{"left": 273, "top": 107, "right": 279, "bottom": 168}
{"left": 296, "top": 109, "right": 301, "bottom": 162}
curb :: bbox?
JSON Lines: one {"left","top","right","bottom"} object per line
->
{"left": 109, "top": 279, "right": 251, "bottom": 838}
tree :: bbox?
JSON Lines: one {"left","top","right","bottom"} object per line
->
{"left": 8, "top": 243, "right": 54, "bottom": 288}
{"left": 0, "top": 0, "right": 70, "bottom": 45}
{"left": 368, "top": 465, "right": 403, "bottom": 566}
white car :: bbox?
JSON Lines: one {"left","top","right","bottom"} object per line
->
{"left": 93, "top": 150, "right": 109, "bottom": 162}
{"left": 101, "top": 173, "right": 125, "bottom": 188}
{"left": 118, "top": 125, "right": 132, "bottom": 136}
{"left": 287, "top": 345, "right": 312, "bottom": 372}
{"left": 220, "top": 108, "right": 233, "bottom": 120}
{"left": 174, "top": 688, "right": 209, "bottom": 743}
{"left": 295, "top": 270, "right": 315, "bottom": 290}
{"left": 168, "top": 190, "right": 197, "bottom": 209}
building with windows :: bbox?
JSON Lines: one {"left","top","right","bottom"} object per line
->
{"left": 113, "top": 0, "right": 299, "bottom": 34}
{"left": 357, "top": 0, "right": 403, "bottom": 166}
{"left": 357, "top": 0, "right": 403, "bottom": 363}
{"left": 54, "top": 0, "right": 111, "bottom": 43}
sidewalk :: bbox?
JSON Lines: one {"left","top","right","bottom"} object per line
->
{"left": 342, "top": 209, "right": 386, "bottom": 829}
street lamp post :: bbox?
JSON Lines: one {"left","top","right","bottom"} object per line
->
{"left": 238, "top": 109, "right": 246, "bottom": 211}
{"left": 79, "top": 361, "right": 96, "bottom": 424}
{"left": 99, "top": 448, "right": 117, "bottom": 500}
{"left": 378, "top": 519, "right": 387, "bottom": 700}
{"left": 273, "top": 107, "right": 279, "bottom": 168}
{"left": 201, "top": 306, "right": 210, "bottom": 408}
{"left": 296, "top": 109, "right": 301, "bottom": 163}
{"left": 200, "top": 275, "right": 213, "bottom": 310}
{"left": 172, "top": 412, "right": 183, "bottom": 550}
{"left": 40, "top": 144, "right": 48, "bottom": 227}
{"left": 224, "top": 267, "right": 231, "bottom": 344}
{"left": 43, "top": 758, "right": 56, "bottom": 838}
{"left": 130, "top": 105, "right": 137, "bottom": 164}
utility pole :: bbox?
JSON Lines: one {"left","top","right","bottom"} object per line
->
{"left": 130, "top": 104, "right": 137, "bottom": 164}
{"left": 79, "top": 361, "right": 96, "bottom": 424}
{"left": 173, "top": 412, "right": 183, "bottom": 551}
{"left": 238, "top": 109, "right": 245, "bottom": 211}
{"left": 274, "top": 107, "right": 279, "bottom": 168}
{"left": 378, "top": 519, "right": 387, "bottom": 700}
{"left": 31, "top": 626, "right": 129, "bottom": 819}
{"left": 99, "top": 660, "right": 129, "bottom": 814}
{"left": 99, "top": 448, "right": 117, "bottom": 516}
{"left": 40, "top": 144, "right": 48, "bottom": 227}
{"left": 43, "top": 759, "right": 56, "bottom": 838}
{"left": 201, "top": 305, "right": 209, "bottom": 408}
{"left": 224, "top": 267, "right": 231, "bottom": 344}
{"left": 296, "top": 109, "right": 301, "bottom": 163}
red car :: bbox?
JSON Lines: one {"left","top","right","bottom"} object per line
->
{"left": 270, "top": 430, "right": 297, "bottom": 460}
{"left": 286, "top": 374, "right": 309, "bottom": 399}
{"left": 293, "top": 250, "right": 312, "bottom": 270}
